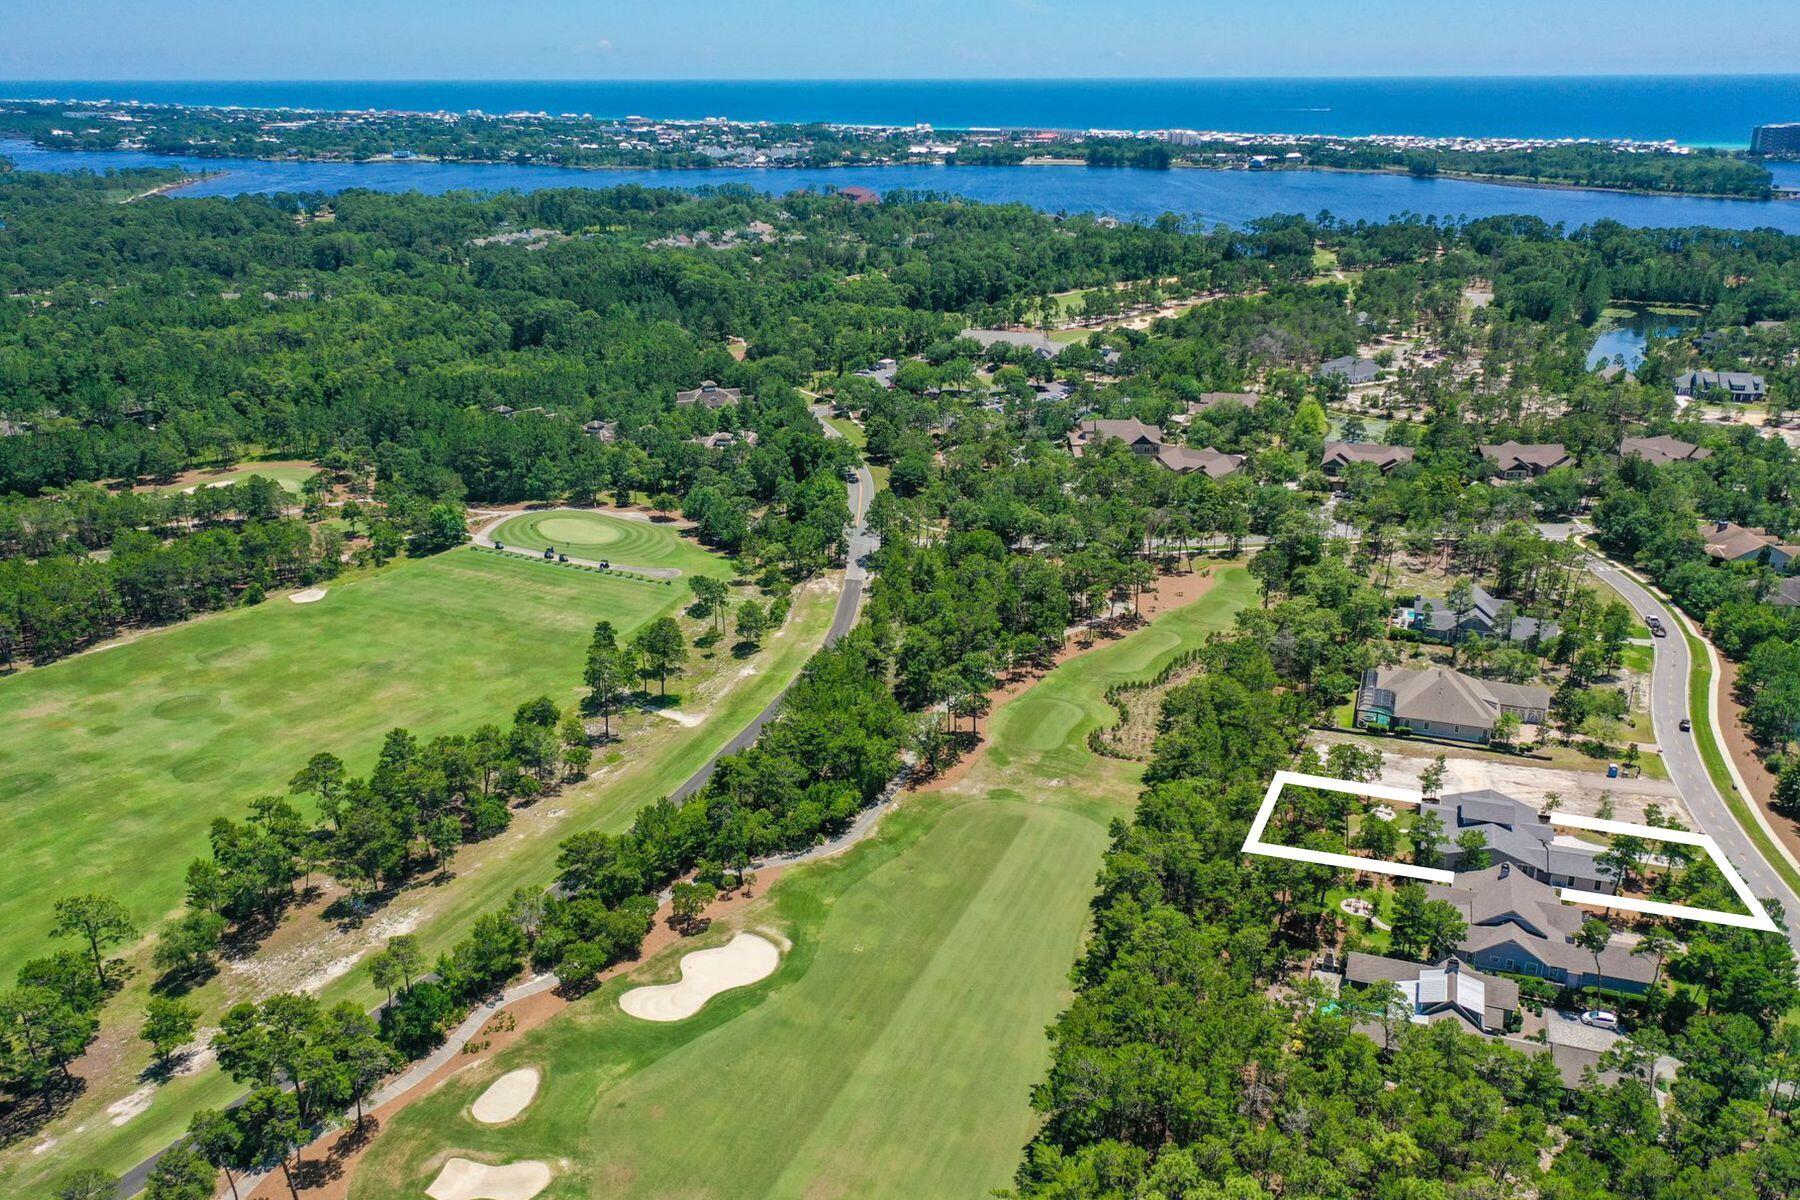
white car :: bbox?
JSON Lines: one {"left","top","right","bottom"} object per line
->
{"left": 1579, "top": 1009, "right": 1620, "bottom": 1030}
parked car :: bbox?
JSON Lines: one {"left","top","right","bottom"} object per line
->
{"left": 1679, "top": 717, "right": 1692, "bottom": 732}
{"left": 1580, "top": 1009, "right": 1621, "bottom": 1030}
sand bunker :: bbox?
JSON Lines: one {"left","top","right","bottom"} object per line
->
{"left": 471, "top": 1068, "right": 540, "bottom": 1125}
{"left": 619, "top": 932, "right": 780, "bottom": 1022}
{"left": 653, "top": 708, "right": 704, "bottom": 727}
{"left": 290, "top": 587, "right": 328, "bottom": 604}
{"left": 426, "top": 1158, "right": 552, "bottom": 1200}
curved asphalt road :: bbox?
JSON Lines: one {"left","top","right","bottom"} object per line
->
{"left": 1586, "top": 554, "right": 1800, "bottom": 956}
{"left": 113, "top": 423, "right": 876, "bottom": 1197}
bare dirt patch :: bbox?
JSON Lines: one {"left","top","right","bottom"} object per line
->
{"left": 1309, "top": 732, "right": 1694, "bottom": 826}
{"left": 1717, "top": 656, "right": 1800, "bottom": 863}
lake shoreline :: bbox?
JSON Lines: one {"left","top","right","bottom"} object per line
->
{"left": 23, "top": 141, "right": 1776, "bottom": 204}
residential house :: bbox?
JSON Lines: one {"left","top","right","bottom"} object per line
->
{"left": 1175, "top": 392, "right": 1258, "bottom": 424}
{"left": 1700, "top": 520, "right": 1799, "bottom": 570}
{"left": 675, "top": 381, "right": 743, "bottom": 409}
{"left": 836, "top": 185, "right": 880, "bottom": 205}
{"left": 1481, "top": 441, "right": 1571, "bottom": 479}
{"left": 490, "top": 404, "right": 517, "bottom": 418}
{"left": 1673, "top": 369, "right": 1766, "bottom": 402}
{"left": 1354, "top": 665, "right": 1550, "bottom": 744}
{"left": 1070, "top": 418, "right": 1164, "bottom": 458}
{"left": 583, "top": 419, "right": 619, "bottom": 442}
{"left": 1620, "top": 435, "right": 1711, "bottom": 466}
{"left": 1394, "top": 583, "right": 1556, "bottom": 644}
{"left": 1417, "top": 790, "right": 1614, "bottom": 893}
{"left": 1321, "top": 442, "right": 1415, "bottom": 477}
{"left": 1343, "top": 952, "right": 1519, "bottom": 1035}
{"left": 960, "top": 328, "right": 1058, "bottom": 359}
{"left": 689, "top": 430, "right": 758, "bottom": 451}
{"left": 1428, "top": 865, "right": 1656, "bottom": 994}
{"left": 1154, "top": 444, "right": 1245, "bottom": 479}
{"left": 1770, "top": 576, "right": 1800, "bottom": 608}
{"left": 1318, "top": 355, "right": 1380, "bottom": 385}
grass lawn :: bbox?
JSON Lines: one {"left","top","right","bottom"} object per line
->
{"left": 822, "top": 415, "right": 868, "bottom": 453}
{"left": 3, "top": 560, "right": 849, "bottom": 1200}
{"left": 347, "top": 568, "right": 1256, "bottom": 1200}
{"left": 0, "top": 546, "right": 715, "bottom": 981}
{"left": 486, "top": 510, "right": 721, "bottom": 576}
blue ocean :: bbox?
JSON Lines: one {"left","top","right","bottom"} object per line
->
{"left": 7, "top": 76, "right": 1800, "bottom": 146}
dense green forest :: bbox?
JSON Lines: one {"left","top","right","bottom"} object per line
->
{"left": 5, "top": 156, "right": 1800, "bottom": 1197}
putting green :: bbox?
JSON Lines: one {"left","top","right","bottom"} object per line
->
{"left": 0, "top": 545, "right": 720, "bottom": 983}
{"left": 488, "top": 510, "right": 717, "bottom": 576}
{"left": 347, "top": 566, "right": 1255, "bottom": 1200}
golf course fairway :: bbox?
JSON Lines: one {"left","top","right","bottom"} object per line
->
{"left": 348, "top": 564, "right": 1254, "bottom": 1200}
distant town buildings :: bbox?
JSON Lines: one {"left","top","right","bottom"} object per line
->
{"left": 1751, "top": 122, "right": 1800, "bottom": 156}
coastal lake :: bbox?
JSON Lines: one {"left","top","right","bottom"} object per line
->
{"left": 1586, "top": 309, "right": 1703, "bottom": 372}
{"left": 7, "top": 139, "right": 1800, "bottom": 234}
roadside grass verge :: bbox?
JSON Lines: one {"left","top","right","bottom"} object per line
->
{"left": 1680, "top": 624, "right": 1800, "bottom": 898}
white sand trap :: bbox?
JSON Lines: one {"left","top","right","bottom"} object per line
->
{"left": 426, "top": 1158, "right": 552, "bottom": 1200}
{"left": 471, "top": 1068, "right": 540, "bottom": 1125}
{"left": 653, "top": 708, "right": 704, "bottom": 727}
{"left": 205, "top": 479, "right": 236, "bottom": 489}
{"left": 179, "top": 486, "right": 198, "bottom": 494}
{"left": 619, "top": 932, "right": 780, "bottom": 1022}
{"left": 290, "top": 587, "right": 328, "bottom": 604}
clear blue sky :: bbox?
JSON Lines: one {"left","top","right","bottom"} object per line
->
{"left": 3, "top": 0, "right": 1798, "bottom": 80}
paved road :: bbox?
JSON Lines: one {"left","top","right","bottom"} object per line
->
{"left": 115, "top": 432, "right": 877, "bottom": 1197}
{"left": 670, "top": 414, "right": 874, "bottom": 801}
{"left": 1586, "top": 555, "right": 1800, "bottom": 956}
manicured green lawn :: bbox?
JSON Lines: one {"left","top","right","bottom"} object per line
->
{"left": 348, "top": 568, "right": 1255, "bottom": 1200}
{"left": 487, "top": 510, "right": 722, "bottom": 576}
{"left": 0, "top": 545, "right": 712, "bottom": 982}
{"left": 3, "top": 565, "right": 844, "bottom": 1200}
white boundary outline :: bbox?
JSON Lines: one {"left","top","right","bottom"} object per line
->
{"left": 1242, "top": 770, "right": 1779, "bottom": 933}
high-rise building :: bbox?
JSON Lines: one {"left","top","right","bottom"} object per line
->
{"left": 1751, "top": 123, "right": 1800, "bottom": 156}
